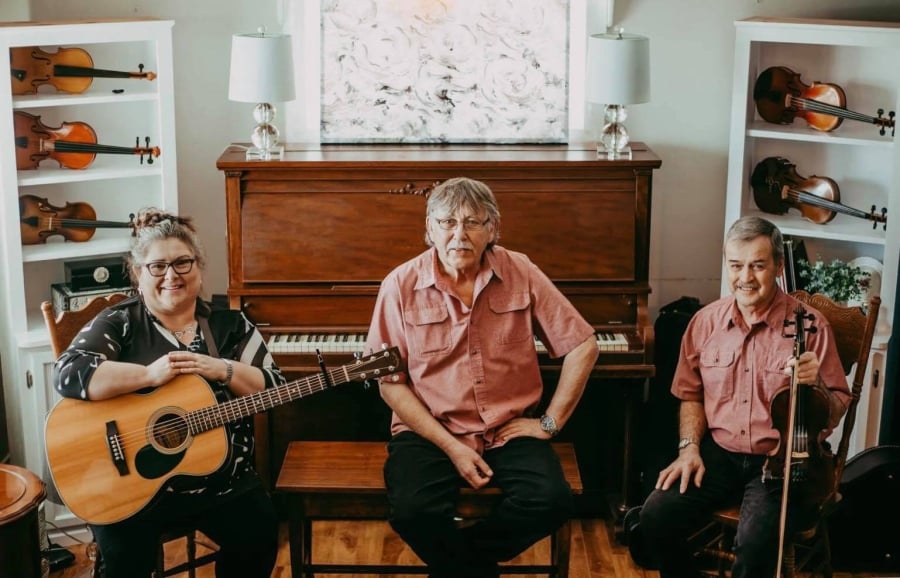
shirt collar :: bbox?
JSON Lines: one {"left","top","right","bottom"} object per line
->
{"left": 416, "top": 247, "right": 502, "bottom": 291}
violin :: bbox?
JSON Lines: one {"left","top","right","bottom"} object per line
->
{"left": 754, "top": 66, "right": 895, "bottom": 136}
{"left": 14, "top": 111, "right": 160, "bottom": 170}
{"left": 19, "top": 195, "right": 135, "bottom": 245}
{"left": 751, "top": 156, "right": 888, "bottom": 229}
{"left": 10, "top": 46, "right": 156, "bottom": 95}
{"left": 762, "top": 304, "right": 835, "bottom": 578}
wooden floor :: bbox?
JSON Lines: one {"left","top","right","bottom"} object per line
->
{"left": 48, "top": 518, "right": 878, "bottom": 578}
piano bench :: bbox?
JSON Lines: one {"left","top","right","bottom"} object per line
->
{"left": 275, "top": 440, "right": 582, "bottom": 578}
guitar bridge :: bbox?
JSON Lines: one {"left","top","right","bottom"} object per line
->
{"left": 105, "top": 420, "right": 129, "bottom": 476}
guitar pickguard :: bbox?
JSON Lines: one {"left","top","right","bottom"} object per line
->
{"left": 135, "top": 444, "right": 186, "bottom": 479}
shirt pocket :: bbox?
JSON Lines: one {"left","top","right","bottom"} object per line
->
{"left": 489, "top": 291, "right": 532, "bottom": 345}
{"left": 406, "top": 305, "right": 451, "bottom": 356}
{"left": 699, "top": 348, "right": 737, "bottom": 400}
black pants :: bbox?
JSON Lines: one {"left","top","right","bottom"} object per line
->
{"left": 384, "top": 431, "right": 573, "bottom": 578}
{"left": 638, "top": 436, "right": 817, "bottom": 578}
{"left": 90, "top": 484, "right": 278, "bottom": 578}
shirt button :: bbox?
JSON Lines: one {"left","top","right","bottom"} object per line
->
{"left": 741, "top": 430, "right": 746, "bottom": 435}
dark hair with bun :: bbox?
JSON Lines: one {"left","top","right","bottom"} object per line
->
{"left": 127, "top": 207, "right": 206, "bottom": 285}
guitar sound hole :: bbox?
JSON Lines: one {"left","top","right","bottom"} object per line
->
{"left": 152, "top": 412, "right": 188, "bottom": 450}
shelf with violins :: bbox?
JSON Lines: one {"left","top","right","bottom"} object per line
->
{"left": 725, "top": 17, "right": 900, "bottom": 456}
{"left": 0, "top": 19, "right": 178, "bottom": 540}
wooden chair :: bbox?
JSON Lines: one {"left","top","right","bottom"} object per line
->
{"left": 694, "top": 291, "right": 881, "bottom": 578}
{"left": 41, "top": 295, "right": 219, "bottom": 578}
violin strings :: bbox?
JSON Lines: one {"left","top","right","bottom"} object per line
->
{"left": 791, "top": 95, "right": 890, "bottom": 125}
{"left": 786, "top": 189, "right": 869, "bottom": 218}
{"left": 29, "top": 217, "right": 132, "bottom": 228}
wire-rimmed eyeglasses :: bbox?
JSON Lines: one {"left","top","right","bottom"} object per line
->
{"left": 144, "top": 258, "right": 196, "bottom": 277}
{"left": 433, "top": 217, "right": 491, "bottom": 232}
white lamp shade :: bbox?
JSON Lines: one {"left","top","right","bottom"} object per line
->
{"left": 228, "top": 32, "right": 296, "bottom": 103}
{"left": 586, "top": 32, "right": 650, "bottom": 105}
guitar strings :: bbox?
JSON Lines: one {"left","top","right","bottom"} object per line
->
{"left": 105, "top": 363, "right": 362, "bottom": 449}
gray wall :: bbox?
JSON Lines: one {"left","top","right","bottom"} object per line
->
{"left": 21, "top": 0, "right": 900, "bottom": 318}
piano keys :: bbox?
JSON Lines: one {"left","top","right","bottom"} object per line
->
{"left": 267, "top": 331, "right": 634, "bottom": 354}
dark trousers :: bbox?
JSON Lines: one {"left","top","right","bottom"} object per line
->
{"left": 384, "top": 431, "right": 573, "bottom": 578}
{"left": 638, "top": 436, "right": 814, "bottom": 578}
{"left": 91, "top": 484, "right": 278, "bottom": 578}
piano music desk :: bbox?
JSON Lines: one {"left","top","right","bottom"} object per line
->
{"left": 275, "top": 441, "right": 582, "bottom": 578}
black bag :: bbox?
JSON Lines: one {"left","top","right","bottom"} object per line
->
{"left": 829, "top": 445, "right": 900, "bottom": 572}
{"left": 634, "top": 296, "right": 703, "bottom": 500}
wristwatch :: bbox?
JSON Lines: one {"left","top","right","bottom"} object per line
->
{"left": 678, "top": 437, "right": 697, "bottom": 451}
{"left": 540, "top": 414, "right": 560, "bottom": 437}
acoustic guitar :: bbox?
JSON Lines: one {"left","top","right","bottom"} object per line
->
{"left": 45, "top": 347, "right": 402, "bottom": 525}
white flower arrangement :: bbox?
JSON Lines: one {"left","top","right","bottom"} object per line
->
{"left": 797, "top": 258, "right": 871, "bottom": 304}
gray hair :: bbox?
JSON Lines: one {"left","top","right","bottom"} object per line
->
{"left": 127, "top": 207, "right": 206, "bottom": 285}
{"left": 425, "top": 177, "right": 501, "bottom": 248}
{"left": 724, "top": 216, "right": 784, "bottom": 264}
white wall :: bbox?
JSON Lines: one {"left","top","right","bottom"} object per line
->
{"left": 0, "top": 0, "right": 28, "bottom": 21}
{"left": 24, "top": 0, "right": 900, "bottom": 319}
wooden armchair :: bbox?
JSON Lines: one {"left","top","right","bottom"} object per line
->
{"left": 694, "top": 291, "right": 881, "bottom": 578}
{"left": 41, "top": 295, "right": 219, "bottom": 578}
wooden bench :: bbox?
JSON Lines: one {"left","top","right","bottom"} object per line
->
{"left": 276, "top": 441, "right": 583, "bottom": 578}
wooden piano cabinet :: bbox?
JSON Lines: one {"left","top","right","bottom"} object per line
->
{"left": 218, "top": 142, "right": 661, "bottom": 520}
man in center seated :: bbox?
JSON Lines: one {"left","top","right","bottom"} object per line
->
{"left": 365, "top": 177, "right": 599, "bottom": 578}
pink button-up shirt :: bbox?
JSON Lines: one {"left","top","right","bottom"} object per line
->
{"left": 366, "top": 246, "right": 595, "bottom": 453}
{"left": 671, "top": 289, "right": 850, "bottom": 455}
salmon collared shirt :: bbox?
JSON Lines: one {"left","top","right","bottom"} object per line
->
{"left": 671, "top": 288, "right": 850, "bottom": 455}
{"left": 365, "top": 246, "right": 595, "bottom": 453}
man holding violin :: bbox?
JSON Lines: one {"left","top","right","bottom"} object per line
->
{"left": 634, "top": 216, "right": 849, "bottom": 578}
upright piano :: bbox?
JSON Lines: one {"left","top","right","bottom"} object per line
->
{"left": 217, "top": 143, "right": 662, "bottom": 515}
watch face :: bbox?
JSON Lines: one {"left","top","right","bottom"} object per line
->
{"left": 540, "top": 415, "right": 558, "bottom": 435}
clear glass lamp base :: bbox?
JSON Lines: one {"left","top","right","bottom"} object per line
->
{"left": 597, "top": 105, "right": 633, "bottom": 159}
{"left": 246, "top": 104, "right": 284, "bottom": 160}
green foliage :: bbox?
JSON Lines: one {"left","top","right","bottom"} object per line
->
{"left": 797, "top": 258, "right": 871, "bottom": 303}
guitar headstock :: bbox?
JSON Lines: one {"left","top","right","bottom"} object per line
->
{"left": 348, "top": 346, "right": 404, "bottom": 383}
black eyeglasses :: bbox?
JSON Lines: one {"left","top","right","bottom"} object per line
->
{"left": 144, "top": 258, "right": 196, "bottom": 277}
{"left": 434, "top": 217, "right": 491, "bottom": 231}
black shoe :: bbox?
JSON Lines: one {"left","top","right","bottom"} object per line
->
{"left": 623, "top": 506, "right": 659, "bottom": 570}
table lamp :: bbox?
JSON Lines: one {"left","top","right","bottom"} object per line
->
{"left": 586, "top": 28, "right": 650, "bottom": 158}
{"left": 228, "top": 28, "right": 295, "bottom": 160}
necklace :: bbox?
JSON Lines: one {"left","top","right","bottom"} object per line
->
{"left": 170, "top": 323, "right": 197, "bottom": 339}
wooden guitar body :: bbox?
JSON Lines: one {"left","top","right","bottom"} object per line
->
{"left": 45, "top": 375, "right": 228, "bottom": 525}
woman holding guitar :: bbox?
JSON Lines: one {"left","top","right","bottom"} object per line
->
{"left": 631, "top": 216, "right": 849, "bottom": 578}
{"left": 50, "top": 208, "right": 286, "bottom": 578}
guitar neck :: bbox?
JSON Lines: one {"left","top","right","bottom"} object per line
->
{"left": 185, "top": 367, "right": 345, "bottom": 435}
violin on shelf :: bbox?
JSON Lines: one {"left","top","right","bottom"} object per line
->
{"left": 754, "top": 66, "right": 895, "bottom": 136}
{"left": 9, "top": 46, "right": 156, "bottom": 95}
{"left": 751, "top": 156, "right": 888, "bottom": 230}
{"left": 19, "top": 195, "right": 135, "bottom": 245}
{"left": 14, "top": 111, "right": 160, "bottom": 170}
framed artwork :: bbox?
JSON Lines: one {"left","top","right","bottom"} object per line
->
{"left": 319, "top": 0, "right": 570, "bottom": 143}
